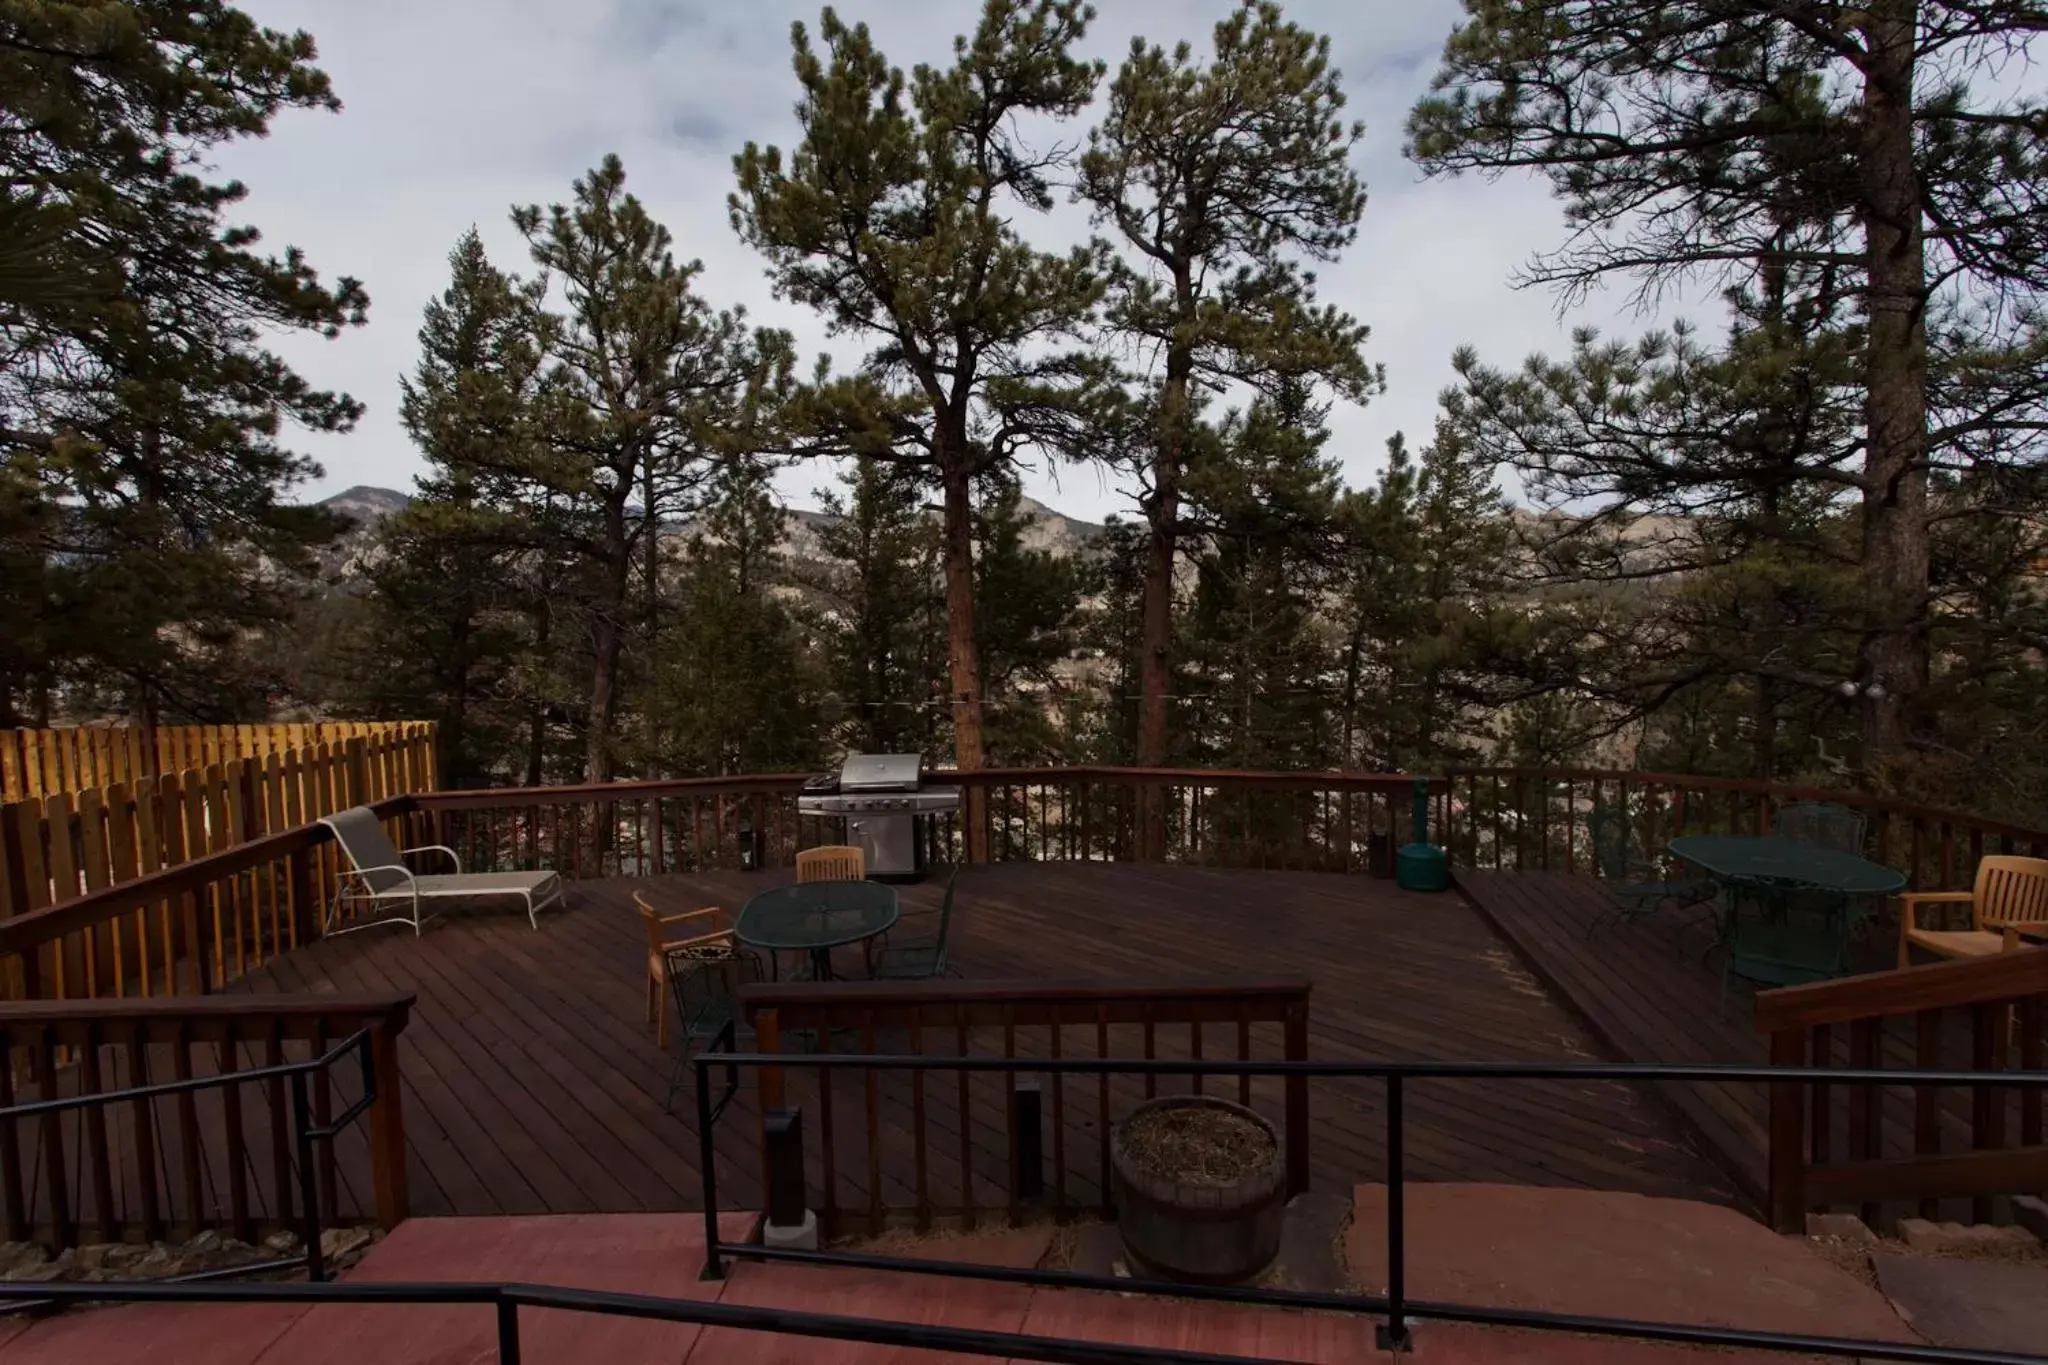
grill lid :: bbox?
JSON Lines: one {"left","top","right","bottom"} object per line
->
{"left": 839, "top": 752, "right": 923, "bottom": 792}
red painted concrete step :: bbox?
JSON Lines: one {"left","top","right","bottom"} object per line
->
{"left": 0, "top": 1186, "right": 1929, "bottom": 1364}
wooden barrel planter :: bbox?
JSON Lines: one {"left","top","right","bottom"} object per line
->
{"left": 1111, "top": 1095, "right": 1286, "bottom": 1285}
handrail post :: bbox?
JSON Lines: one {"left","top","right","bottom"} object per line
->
{"left": 1378, "top": 1072, "right": 1410, "bottom": 1352}
{"left": 697, "top": 1053, "right": 725, "bottom": 1282}
{"left": 496, "top": 1295, "right": 522, "bottom": 1365}
{"left": 1283, "top": 996, "right": 1310, "bottom": 1198}
{"left": 291, "top": 1070, "right": 326, "bottom": 1282}
{"left": 367, "top": 1011, "right": 410, "bottom": 1228}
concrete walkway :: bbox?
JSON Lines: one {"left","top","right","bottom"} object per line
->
{"left": 0, "top": 1189, "right": 1931, "bottom": 1364}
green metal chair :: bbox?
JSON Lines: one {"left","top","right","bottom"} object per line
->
{"left": 661, "top": 943, "right": 762, "bottom": 1112}
{"left": 871, "top": 866, "right": 961, "bottom": 980}
{"left": 1772, "top": 802, "right": 1868, "bottom": 854}
{"left": 1584, "top": 806, "right": 1716, "bottom": 940}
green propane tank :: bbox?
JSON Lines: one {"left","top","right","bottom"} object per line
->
{"left": 1395, "top": 776, "right": 1449, "bottom": 892}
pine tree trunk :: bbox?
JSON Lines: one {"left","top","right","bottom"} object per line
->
{"left": 586, "top": 519, "right": 633, "bottom": 783}
{"left": 939, "top": 456, "right": 986, "bottom": 771}
{"left": 1855, "top": 1, "right": 1931, "bottom": 764}
{"left": 1135, "top": 334, "right": 1195, "bottom": 769}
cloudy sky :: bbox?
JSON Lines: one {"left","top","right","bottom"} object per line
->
{"left": 220, "top": 0, "right": 1690, "bottom": 521}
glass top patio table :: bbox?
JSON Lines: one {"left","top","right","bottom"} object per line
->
{"left": 1665, "top": 835, "right": 1906, "bottom": 897}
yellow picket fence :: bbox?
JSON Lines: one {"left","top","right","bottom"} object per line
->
{"left": 0, "top": 727, "right": 437, "bottom": 999}
{"left": 0, "top": 722, "right": 433, "bottom": 802}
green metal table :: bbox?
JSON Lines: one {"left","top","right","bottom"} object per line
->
{"left": 735, "top": 880, "right": 900, "bottom": 982}
{"left": 1666, "top": 836, "right": 1906, "bottom": 899}
{"left": 1667, "top": 835, "right": 1906, "bottom": 986}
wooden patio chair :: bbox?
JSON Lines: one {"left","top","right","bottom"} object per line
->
{"left": 796, "top": 845, "right": 865, "bottom": 883}
{"left": 634, "top": 890, "right": 745, "bottom": 1050}
{"left": 1897, "top": 855, "right": 2048, "bottom": 966}
{"left": 872, "top": 866, "right": 962, "bottom": 980}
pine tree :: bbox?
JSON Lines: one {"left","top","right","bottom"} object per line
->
{"left": 805, "top": 459, "right": 945, "bottom": 757}
{"left": 1332, "top": 427, "right": 1523, "bottom": 772}
{"left": 1, "top": 2, "right": 367, "bottom": 724}
{"left": 515, "top": 156, "right": 789, "bottom": 781}
{"left": 732, "top": 0, "right": 1111, "bottom": 771}
{"left": 1178, "top": 380, "right": 1343, "bottom": 771}
{"left": 973, "top": 472, "right": 1092, "bottom": 763}
{"left": 644, "top": 457, "right": 822, "bottom": 776}
{"left": 1409, "top": 0, "right": 2048, "bottom": 759}
{"left": 331, "top": 231, "right": 551, "bottom": 786}
{"left": 1078, "top": 0, "right": 1378, "bottom": 769}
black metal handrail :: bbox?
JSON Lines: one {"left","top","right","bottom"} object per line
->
{"left": 0, "top": 1027, "right": 378, "bottom": 1298}
{"left": 0, "top": 1275, "right": 1331, "bottom": 1365}
{"left": 693, "top": 1048, "right": 2048, "bottom": 1363}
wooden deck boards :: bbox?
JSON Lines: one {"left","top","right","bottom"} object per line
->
{"left": 1456, "top": 869, "right": 2003, "bottom": 1220}
{"left": 216, "top": 863, "right": 1734, "bottom": 1225}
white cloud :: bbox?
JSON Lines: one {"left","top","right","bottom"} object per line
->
{"left": 221, "top": 0, "right": 1701, "bottom": 521}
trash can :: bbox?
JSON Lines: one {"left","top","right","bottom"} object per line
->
{"left": 1395, "top": 776, "right": 1449, "bottom": 892}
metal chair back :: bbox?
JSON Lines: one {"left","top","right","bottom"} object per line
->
{"left": 1772, "top": 802, "right": 1867, "bottom": 854}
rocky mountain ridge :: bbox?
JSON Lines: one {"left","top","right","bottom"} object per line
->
{"left": 313, "top": 484, "right": 1109, "bottom": 564}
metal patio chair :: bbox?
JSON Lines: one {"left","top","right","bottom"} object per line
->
{"left": 1584, "top": 806, "right": 1716, "bottom": 942}
{"left": 870, "top": 865, "right": 962, "bottom": 980}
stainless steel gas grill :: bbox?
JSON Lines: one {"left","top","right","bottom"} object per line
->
{"left": 795, "top": 753, "right": 961, "bottom": 881}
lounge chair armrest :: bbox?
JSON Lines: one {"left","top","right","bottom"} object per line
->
{"left": 337, "top": 864, "right": 415, "bottom": 891}
{"left": 401, "top": 844, "right": 462, "bottom": 873}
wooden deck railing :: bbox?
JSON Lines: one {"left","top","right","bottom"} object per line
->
{"left": 417, "top": 767, "right": 1441, "bottom": 877}
{"left": 1753, "top": 948, "right": 2048, "bottom": 1231}
{"left": 738, "top": 978, "right": 1313, "bottom": 1238}
{"left": 0, "top": 992, "right": 413, "bottom": 1249}
{"left": 1441, "top": 767, "right": 2048, "bottom": 892}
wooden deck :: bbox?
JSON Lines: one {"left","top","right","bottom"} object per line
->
{"left": 1457, "top": 870, "right": 2010, "bottom": 1220}
{"left": 223, "top": 863, "right": 1742, "bottom": 1224}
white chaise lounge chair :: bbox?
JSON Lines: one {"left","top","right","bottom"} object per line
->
{"left": 318, "top": 805, "right": 565, "bottom": 934}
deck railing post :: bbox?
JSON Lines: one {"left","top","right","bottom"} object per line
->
{"left": 366, "top": 1012, "right": 410, "bottom": 1228}
{"left": 1765, "top": 1027, "right": 1809, "bottom": 1232}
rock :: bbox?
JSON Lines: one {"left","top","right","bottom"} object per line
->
{"left": 262, "top": 1230, "right": 301, "bottom": 1255}
{"left": 1275, "top": 1191, "right": 1353, "bottom": 1292}
{"left": 2016, "top": 1196, "right": 2048, "bottom": 1243}
{"left": 1807, "top": 1212, "right": 1878, "bottom": 1246}
{"left": 132, "top": 1247, "right": 177, "bottom": 1276}
{"left": 1068, "top": 1223, "right": 1124, "bottom": 1279}
{"left": 73, "top": 1244, "right": 112, "bottom": 1272}
{"left": 1900, "top": 1219, "right": 2039, "bottom": 1254}
{"left": 100, "top": 1244, "right": 146, "bottom": 1271}
{"left": 185, "top": 1230, "right": 224, "bottom": 1256}
{"left": 1875, "top": 1253, "right": 2048, "bottom": 1354}
{"left": 320, "top": 1226, "right": 375, "bottom": 1261}
{"left": 11, "top": 1262, "right": 67, "bottom": 1284}
{"left": 0, "top": 1242, "right": 48, "bottom": 1278}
